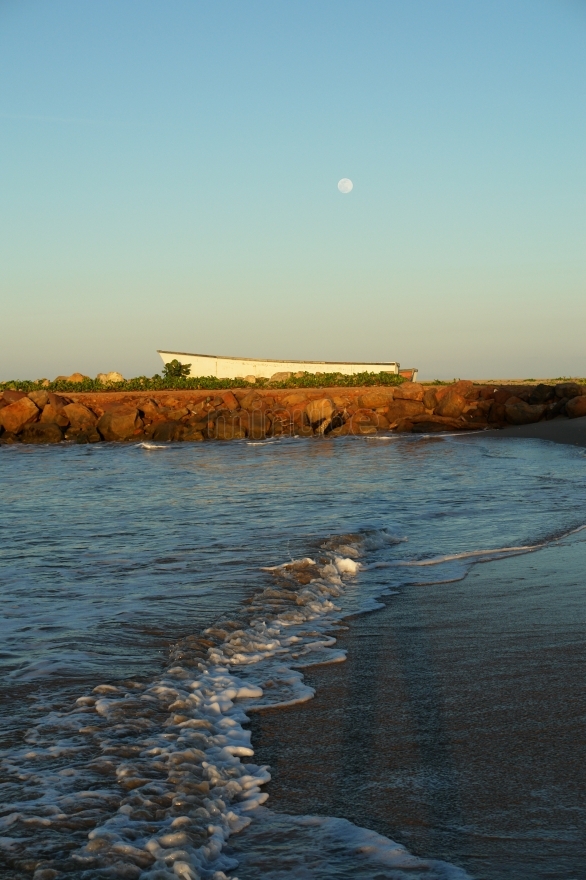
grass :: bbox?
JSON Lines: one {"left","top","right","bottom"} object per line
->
{"left": 0, "top": 371, "right": 408, "bottom": 394}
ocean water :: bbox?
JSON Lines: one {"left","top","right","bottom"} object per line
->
{"left": 0, "top": 433, "right": 585, "bottom": 879}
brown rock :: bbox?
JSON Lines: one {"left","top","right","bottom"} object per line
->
{"left": 0, "top": 432, "right": 20, "bottom": 444}
{"left": 41, "top": 404, "right": 70, "bottom": 428}
{"left": 282, "top": 392, "right": 309, "bottom": 407}
{"left": 152, "top": 420, "right": 183, "bottom": 442}
{"left": 566, "top": 395, "right": 586, "bottom": 419}
{"left": 3, "top": 390, "right": 27, "bottom": 403}
{"left": 555, "top": 382, "right": 583, "bottom": 399}
{"left": 386, "top": 399, "right": 425, "bottom": 420}
{"left": 435, "top": 392, "right": 467, "bottom": 419}
{"left": 422, "top": 389, "right": 438, "bottom": 410}
{"left": 215, "top": 417, "right": 246, "bottom": 441}
{"left": 138, "top": 399, "right": 166, "bottom": 423}
{"left": 240, "top": 391, "right": 263, "bottom": 410}
{"left": 488, "top": 402, "right": 507, "bottom": 424}
{"left": 221, "top": 391, "right": 240, "bottom": 411}
{"left": 97, "top": 407, "right": 143, "bottom": 441}
{"left": 504, "top": 402, "right": 545, "bottom": 425}
{"left": 306, "top": 398, "right": 334, "bottom": 425}
{"left": 0, "top": 398, "right": 39, "bottom": 434}
{"left": 28, "top": 390, "right": 49, "bottom": 408}
{"left": 181, "top": 426, "right": 204, "bottom": 442}
{"left": 357, "top": 389, "right": 394, "bottom": 408}
{"left": 410, "top": 419, "right": 464, "bottom": 433}
{"left": 393, "top": 383, "right": 424, "bottom": 401}
{"left": 249, "top": 410, "right": 271, "bottom": 440}
{"left": 20, "top": 423, "right": 64, "bottom": 444}
{"left": 63, "top": 403, "right": 97, "bottom": 433}
{"left": 96, "top": 371, "right": 125, "bottom": 383}
{"left": 65, "top": 372, "right": 89, "bottom": 383}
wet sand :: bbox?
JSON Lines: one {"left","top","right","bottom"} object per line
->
{"left": 244, "top": 531, "right": 586, "bottom": 880}
{"left": 486, "top": 415, "right": 586, "bottom": 448}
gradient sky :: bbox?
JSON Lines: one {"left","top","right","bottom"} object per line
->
{"left": 1, "top": 0, "right": 585, "bottom": 380}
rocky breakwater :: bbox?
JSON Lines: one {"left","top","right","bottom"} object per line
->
{"left": 1, "top": 381, "right": 585, "bottom": 445}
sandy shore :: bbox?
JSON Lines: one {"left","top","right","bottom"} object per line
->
{"left": 486, "top": 415, "right": 586, "bottom": 448}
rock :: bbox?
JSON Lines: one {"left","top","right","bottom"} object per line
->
{"left": 393, "top": 382, "right": 424, "bottom": 401}
{"left": 152, "top": 420, "right": 183, "bottom": 442}
{"left": 96, "top": 372, "right": 125, "bottom": 383}
{"left": 410, "top": 419, "right": 463, "bottom": 433}
{"left": 0, "top": 397, "right": 39, "bottom": 434}
{"left": 97, "top": 407, "right": 143, "bottom": 441}
{"left": 248, "top": 410, "right": 271, "bottom": 440}
{"left": 347, "top": 411, "right": 378, "bottom": 434}
{"left": 357, "top": 389, "right": 394, "bottom": 408}
{"left": 0, "top": 431, "right": 20, "bottom": 444}
{"left": 527, "top": 384, "right": 555, "bottom": 405}
{"left": 244, "top": 375, "right": 257, "bottom": 384}
{"left": 221, "top": 391, "right": 240, "bottom": 411}
{"left": 282, "top": 392, "right": 309, "bottom": 407}
{"left": 20, "top": 423, "right": 64, "bottom": 444}
{"left": 63, "top": 403, "right": 98, "bottom": 433}
{"left": 28, "top": 390, "right": 49, "bottom": 408}
{"left": 240, "top": 391, "right": 262, "bottom": 410}
{"left": 504, "top": 402, "right": 545, "bottom": 425}
{"left": 62, "top": 373, "right": 89, "bottom": 383}
{"left": 215, "top": 417, "right": 246, "bottom": 441}
{"left": 555, "top": 382, "right": 583, "bottom": 399}
{"left": 40, "top": 403, "right": 70, "bottom": 428}
{"left": 566, "top": 395, "right": 586, "bottom": 419}
{"left": 306, "top": 398, "right": 334, "bottom": 425}
{"left": 270, "top": 371, "right": 292, "bottom": 382}
{"left": 138, "top": 399, "right": 166, "bottom": 423}
{"left": 386, "top": 399, "right": 425, "bottom": 421}
{"left": 36, "top": 378, "right": 51, "bottom": 387}
{"left": 435, "top": 391, "right": 467, "bottom": 419}
{"left": 422, "top": 389, "right": 438, "bottom": 410}
{"left": 181, "top": 426, "right": 204, "bottom": 442}
{"left": 488, "top": 402, "right": 507, "bottom": 423}
{"left": 2, "top": 390, "right": 28, "bottom": 403}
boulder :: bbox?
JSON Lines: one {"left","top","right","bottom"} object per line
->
{"left": 40, "top": 403, "right": 70, "bottom": 428}
{"left": 422, "top": 389, "right": 438, "bottom": 410}
{"left": 270, "top": 371, "right": 292, "bottom": 382}
{"left": 0, "top": 432, "right": 20, "bottom": 444}
{"left": 181, "top": 426, "right": 204, "bottom": 442}
{"left": 63, "top": 403, "right": 97, "bottom": 433}
{"left": 2, "top": 390, "right": 27, "bottom": 403}
{"left": 248, "top": 410, "right": 271, "bottom": 440}
{"left": 435, "top": 391, "right": 467, "bottom": 419}
{"left": 566, "top": 395, "right": 586, "bottom": 419}
{"left": 306, "top": 398, "right": 334, "bottom": 425}
{"left": 240, "top": 391, "right": 263, "bottom": 410}
{"left": 97, "top": 407, "right": 143, "bottom": 441}
{"left": 393, "top": 382, "right": 424, "bottom": 401}
{"left": 221, "top": 391, "right": 240, "bottom": 411}
{"left": 215, "top": 417, "right": 246, "bottom": 441}
{"left": 152, "top": 420, "right": 183, "bottom": 442}
{"left": 488, "top": 402, "right": 507, "bottom": 423}
{"left": 527, "top": 384, "right": 555, "bottom": 405}
{"left": 386, "top": 399, "right": 425, "bottom": 421}
{"left": 555, "top": 382, "right": 583, "bottom": 399}
{"left": 244, "top": 375, "right": 257, "bottom": 383}
{"left": 20, "top": 423, "right": 64, "bottom": 444}
{"left": 410, "top": 419, "right": 464, "bottom": 433}
{"left": 28, "top": 390, "right": 49, "bottom": 408}
{"left": 60, "top": 373, "right": 89, "bottom": 383}
{"left": 357, "top": 389, "right": 394, "bottom": 408}
{"left": 504, "top": 402, "right": 545, "bottom": 425}
{"left": 0, "top": 397, "right": 39, "bottom": 434}
{"left": 280, "top": 392, "right": 307, "bottom": 407}
{"left": 96, "top": 372, "right": 125, "bottom": 383}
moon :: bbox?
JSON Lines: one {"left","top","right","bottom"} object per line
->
{"left": 337, "top": 178, "right": 353, "bottom": 193}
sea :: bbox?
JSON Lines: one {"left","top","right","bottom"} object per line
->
{"left": 1, "top": 432, "right": 585, "bottom": 880}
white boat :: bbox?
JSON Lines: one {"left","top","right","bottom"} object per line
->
{"left": 158, "top": 350, "right": 417, "bottom": 381}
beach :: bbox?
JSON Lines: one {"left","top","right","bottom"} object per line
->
{"left": 1, "top": 425, "right": 585, "bottom": 879}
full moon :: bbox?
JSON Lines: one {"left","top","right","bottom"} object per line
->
{"left": 337, "top": 178, "right": 353, "bottom": 193}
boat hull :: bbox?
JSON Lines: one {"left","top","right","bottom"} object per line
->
{"left": 157, "top": 350, "right": 405, "bottom": 380}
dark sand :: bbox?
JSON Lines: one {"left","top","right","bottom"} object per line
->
{"left": 486, "top": 415, "right": 586, "bottom": 448}
{"left": 244, "top": 532, "right": 586, "bottom": 880}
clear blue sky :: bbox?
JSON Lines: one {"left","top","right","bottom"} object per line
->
{"left": 1, "top": 0, "right": 585, "bottom": 380}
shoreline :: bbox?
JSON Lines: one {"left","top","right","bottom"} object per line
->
{"left": 484, "top": 416, "right": 586, "bottom": 448}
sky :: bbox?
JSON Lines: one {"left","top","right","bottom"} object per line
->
{"left": 1, "top": 0, "right": 585, "bottom": 381}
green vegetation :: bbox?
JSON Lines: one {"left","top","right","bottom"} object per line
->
{"left": 162, "top": 359, "right": 192, "bottom": 380}
{"left": 0, "top": 370, "right": 408, "bottom": 394}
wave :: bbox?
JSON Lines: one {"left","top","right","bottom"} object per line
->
{"left": 6, "top": 522, "right": 575, "bottom": 878}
